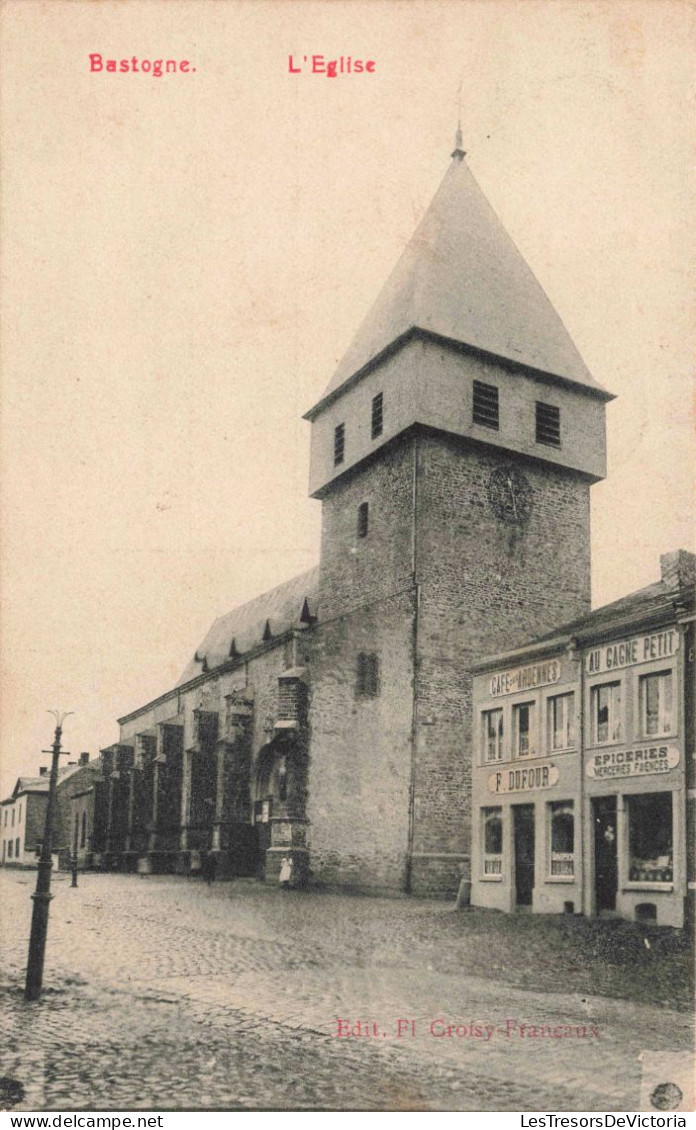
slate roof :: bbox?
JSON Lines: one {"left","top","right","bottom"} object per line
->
{"left": 177, "top": 566, "right": 319, "bottom": 686}
{"left": 472, "top": 569, "right": 694, "bottom": 672}
{"left": 532, "top": 581, "right": 676, "bottom": 644}
{"left": 308, "top": 152, "right": 610, "bottom": 417}
{"left": 3, "top": 761, "right": 96, "bottom": 805}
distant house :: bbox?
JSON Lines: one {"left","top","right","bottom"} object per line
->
{"left": 0, "top": 753, "right": 100, "bottom": 868}
{"left": 1, "top": 774, "right": 49, "bottom": 866}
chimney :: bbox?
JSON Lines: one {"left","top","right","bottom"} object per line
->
{"left": 660, "top": 549, "right": 696, "bottom": 591}
{"left": 79, "top": 752, "right": 90, "bottom": 766}
{"left": 39, "top": 767, "right": 48, "bottom": 776}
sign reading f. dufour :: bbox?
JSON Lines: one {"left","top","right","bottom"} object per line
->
{"left": 488, "top": 763, "right": 560, "bottom": 794}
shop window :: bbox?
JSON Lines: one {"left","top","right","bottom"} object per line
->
{"left": 482, "top": 709, "right": 504, "bottom": 763}
{"left": 483, "top": 808, "right": 503, "bottom": 875}
{"left": 513, "top": 702, "right": 535, "bottom": 757}
{"left": 639, "top": 670, "right": 674, "bottom": 737}
{"left": 548, "top": 801, "right": 574, "bottom": 877}
{"left": 356, "top": 652, "right": 379, "bottom": 697}
{"left": 627, "top": 792, "right": 672, "bottom": 883}
{"left": 548, "top": 693, "right": 575, "bottom": 751}
{"left": 473, "top": 381, "right": 499, "bottom": 430}
{"left": 357, "top": 502, "right": 369, "bottom": 539}
{"left": 371, "top": 392, "right": 383, "bottom": 439}
{"left": 591, "top": 681, "right": 622, "bottom": 744}
{"left": 334, "top": 423, "right": 345, "bottom": 466}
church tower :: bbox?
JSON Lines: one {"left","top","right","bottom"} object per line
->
{"left": 304, "top": 137, "right": 613, "bottom": 896}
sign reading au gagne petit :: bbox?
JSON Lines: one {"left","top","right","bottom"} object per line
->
{"left": 585, "top": 630, "right": 678, "bottom": 675}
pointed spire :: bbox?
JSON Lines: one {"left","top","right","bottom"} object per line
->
{"left": 307, "top": 147, "right": 609, "bottom": 414}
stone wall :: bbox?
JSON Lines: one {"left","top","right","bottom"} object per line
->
{"left": 306, "top": 588, "right": 416, "bottom": 893}
{"left": 410, "top": 431, "right": 592, "bottom": 896}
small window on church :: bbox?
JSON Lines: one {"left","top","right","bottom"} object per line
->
{"left": 536, "top": 402, "right": 561, "bottom": 447}
{"left": 357, "top": 502, "right": 369, "bottom": 538}
{"left": 371, "top": 392, "right": 383, "bottom": 439}
{"left": 473, "top": 381, "right": 499, "bottom": 430}
{"left": 334, "top": 423, "right": 345, "bottom": 465}
{"left": 356, "top": 652, "right": 379, "bottom": 697}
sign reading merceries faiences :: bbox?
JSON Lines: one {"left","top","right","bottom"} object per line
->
{"left": 585, "top": 630, "right": 678, "bottom": 676}
{"left": 488, "top": 763, "right": 560, "bottom": 794}
{"left": 586, "top": 745, "right": 680, "bottom": 780}
{"left": 489, "top": 659, "right": 561, "bottom": 698}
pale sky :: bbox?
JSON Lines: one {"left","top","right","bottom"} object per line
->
{"left": 1, "top": 0, "right": 694, "bottom": 796}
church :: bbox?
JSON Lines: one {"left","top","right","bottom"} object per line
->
{"left": 96, "top": 134, "right": 616, "bottom": 898}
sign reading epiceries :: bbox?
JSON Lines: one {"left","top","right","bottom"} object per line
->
{"left": 585, "top": 630, "right": 678, "bottom": 675}
{"left": 489, "top": 659, "right": 561, "bottom": 698}
{"left": 488, "top": 763, "right": 559, "bottom": 794}
{"left": 586, "top": 745, "right": 679, "bottom": 780}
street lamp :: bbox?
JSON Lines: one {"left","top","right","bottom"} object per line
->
{"left": 24, "top": 710, "right": 73, "bottom": 1001}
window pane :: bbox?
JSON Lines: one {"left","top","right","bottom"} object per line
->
{"left": 514, "top": 702, "right": 534, "bottom": 756}
{"left": 550, "top": 801, "right": 574, "bottom": 876}
{"left": 628, "top": 793, "right": 672, "bottom": 882}
{"left": 483, "top": 710, "right": 503, "bottom": 762}
{"left": 483, "top": 808, "right": 503, "bottom": 874}
{"left": 640, "top": 672, "right": 673, "bottom": 737}
{"left": 593, "top": 682, "right": 621, "bottom": 743}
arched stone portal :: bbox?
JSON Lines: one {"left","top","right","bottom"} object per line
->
{"left": 253, "top": 734, "right": 309, "bottom": 885}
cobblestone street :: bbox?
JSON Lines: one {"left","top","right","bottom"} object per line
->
{"left": 1, "top": 870, "right": 692, "bottom": 1112}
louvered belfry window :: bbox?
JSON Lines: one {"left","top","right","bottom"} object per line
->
{"left": 334, "top": 423, "right": 345, "bottom": 465}
{"left": 536, "top": 401, "right": 561, "bottom": 447}
{"left": 472, "top": 381, "right": 499, "bottom": 430}
{"left": 371, "top": 392, "right": 384, "bottom": 439}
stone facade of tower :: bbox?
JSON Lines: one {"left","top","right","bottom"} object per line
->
{"left": 303, "top": 147, "right": 610, "bottom": 896}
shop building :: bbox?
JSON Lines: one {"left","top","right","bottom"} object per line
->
{"left": 471, "top": 550, "right": 694, "bottom": 927}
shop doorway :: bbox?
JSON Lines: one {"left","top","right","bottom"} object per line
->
{"left": 513, "top": 805, "right": 535, "bottom": 907}
{"left": 593, "top": 796, "right": 617, "bottom": 912}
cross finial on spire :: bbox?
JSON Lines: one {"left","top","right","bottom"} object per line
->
{"left": 452, "top": 81, "right": 466, "bottom": 160}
